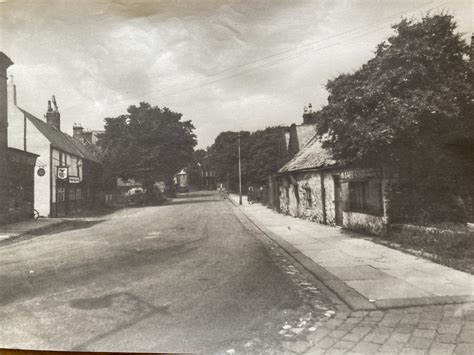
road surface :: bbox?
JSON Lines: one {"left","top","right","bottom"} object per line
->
{"left": 0, "top": 191, "right": 335, "bottom": 353}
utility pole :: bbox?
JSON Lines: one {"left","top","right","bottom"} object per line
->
{"left": 238, "top": 132, "right": 242, "bottom": 205}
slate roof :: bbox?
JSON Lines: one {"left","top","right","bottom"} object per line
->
{"left": 19, "top": 108, "right": 102, "bottom": 163}
{"left": 278, "top": 133, "right": 337, "bottom": 174}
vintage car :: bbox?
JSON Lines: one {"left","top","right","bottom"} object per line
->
{"left": 125, "top": 187, "right": 144, "bottom": 205}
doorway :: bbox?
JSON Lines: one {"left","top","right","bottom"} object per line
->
{"left": 333, "top": 175, "right": 343, "bottom": 226}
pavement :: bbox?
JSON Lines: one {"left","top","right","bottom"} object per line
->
{"left": 228, "top": 193, "right": 474, "bottom": 354}
{"left": 0, "top": 218, "right": 64, "bottom": 241}
{"left": 227, "top": 194, "right": 474, "bottom": 310}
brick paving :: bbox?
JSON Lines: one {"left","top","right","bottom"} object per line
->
{"left": 283, "top": 303, "right": 474, "bottom": 354}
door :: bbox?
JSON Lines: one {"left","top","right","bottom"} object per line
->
{"left": 333, "top": 175, "right": 343, "bottom": 226}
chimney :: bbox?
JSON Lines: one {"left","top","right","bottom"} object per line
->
{"left": 45, "top": 95, "right": 60, "bottom": 130}
{"left": 302, "top": 103, "right": 317, "bottom": 124}
{"left": 82, "top": 130, "right": 93, "bottom": 144}
{"left": 72, "top": 123, "right": 84, "bottom": 139}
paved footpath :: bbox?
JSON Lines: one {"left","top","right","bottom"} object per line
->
{"left": 0, "top": 218, "right": 62, "bottom": 242}
{"left": 228, "top": 194, "right": 474, "bottom": 354}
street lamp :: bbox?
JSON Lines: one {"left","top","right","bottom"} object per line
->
{"left": 238, "top": 131, "right": 242, "bottom": 205}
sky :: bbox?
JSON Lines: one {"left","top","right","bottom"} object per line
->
{"left": 0, "top": 0, "right": 472, "bottom": 148}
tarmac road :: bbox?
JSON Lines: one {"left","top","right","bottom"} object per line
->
{"left": 0, "top": 191, "right": 335, "bottom": 353}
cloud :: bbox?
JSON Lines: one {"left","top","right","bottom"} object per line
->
{"left": 1, "top": 0, "right": 472, "bottom": 148}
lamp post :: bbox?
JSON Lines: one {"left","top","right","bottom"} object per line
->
{"left": 238, "top": 131, "right": 242, "bottom": 205}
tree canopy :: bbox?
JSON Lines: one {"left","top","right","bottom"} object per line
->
{"left": 98, "top": 102, "right": 197, "bottom": 186}
{"left": 311, "top": 14, "right": 473, "bottom": 223}
{"left": 314, "top": 14, "right": 472, "bottom": 165}
{"left": 207, "top": 127, "right": 289, "bottom": 191}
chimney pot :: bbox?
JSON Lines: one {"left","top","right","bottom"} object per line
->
{"left": 52, "top": 95, "right": 58, "bottom": 111}
{"left": 73, "top": 123, "right": 84, "bottom": 139}
{"left": 45, "top": 96, "right": 60, "bottom": 130}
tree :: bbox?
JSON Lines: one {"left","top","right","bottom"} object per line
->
{"left": 207, "top": 127, "right": 290, "bottom": 191}
{"left": 186, "top": 149, "right": 208, "bottom": 189}
{"left": 207, "top": 131, "right": 250, "bottom": 191}
{"left": 98, "top": 102, "right": 197, "bottom": 190}
{"left": 244, "top": 126, "right": 290, "bottom": 186}
{"left": 311, "top": 14, "right": 473, "bottom": 223}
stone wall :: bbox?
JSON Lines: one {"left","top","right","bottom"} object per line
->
{"left": 278, "top": 167, "right": 391, "bottom": 235}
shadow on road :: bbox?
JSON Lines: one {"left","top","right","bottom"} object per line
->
{"left": 0, "top": 236, "right": 202, "bottom": 308}
{"left": 70, "top": 292, "right": 170, "bottom": 350}
{"left": 25, "top": 219, "right": 107, "bottom": 236}
{"left": 165, "top": 198, "right": 223, "bottom": 206}
{"left": 176, "top": 191, "right": 219, "bottom": 199}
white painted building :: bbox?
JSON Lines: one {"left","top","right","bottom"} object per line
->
{"left": 7, "top": 78, "right": 102, "bottom": 217}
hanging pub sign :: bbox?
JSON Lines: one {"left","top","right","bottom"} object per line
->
{"left": 37, "top": 168, "right": 46, "bottom": 177}
{"left": 57, "top": 167, "right": 68, "bottom": 180}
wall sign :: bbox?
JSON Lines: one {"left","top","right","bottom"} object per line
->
{"left": 37, "top": 168, "right": 45, "bottom": 177}
{"left": 340, "top": 168, "right": 381, "bottom": 181}
{"left": 69, "top": 176, "right": 80, "bottom": 184}
{"left": 57, "top": 167, "right": 68, "bottom": 180}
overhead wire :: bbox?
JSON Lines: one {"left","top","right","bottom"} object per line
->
{"left": 63, "top": 1, "right": 447, "bottom": 115}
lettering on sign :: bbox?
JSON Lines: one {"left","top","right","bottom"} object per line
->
{"left": 340, "top": 168, "right": 381, "bottom": 181}
{"left": 69, "top": 176, "right": 80, "bottom": 184}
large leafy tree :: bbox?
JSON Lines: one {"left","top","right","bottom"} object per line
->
{"left": 244, "top": 126, "right": 290, "bottom": 186}
{"left": 207, "top": 131, "right": 250, "bottom": 191}
{"left": 98, "top": 102, "right": 197, "bottom": 188}
{"left": 207, "top": 127, "right": 289, "bottom": 191}
{"left": 312, "top": 14, "right": 473, "bottom": 223}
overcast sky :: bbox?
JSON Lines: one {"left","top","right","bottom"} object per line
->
{"left": 0, "top": 0, "right": 472, "bottom": 148}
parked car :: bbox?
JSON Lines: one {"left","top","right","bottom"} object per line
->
{"left": 125, "top": 187, "right": 144, "bottom": 205}
{"left": 143, "top": 187, "right": 165, "bottom": 205}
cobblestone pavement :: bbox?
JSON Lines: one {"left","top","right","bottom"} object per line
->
{"left": 277, "top": 303, "right": 474, "bottom": 354}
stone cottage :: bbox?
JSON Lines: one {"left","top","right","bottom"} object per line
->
{"left": 277, "top": 134, "right": 392, "bottom": 235}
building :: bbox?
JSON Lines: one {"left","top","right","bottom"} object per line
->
{"left": 285, "top": 104, "right": 318, "bottom": 158}
{"left": 277, "top": 130, "right": 392, "bottom": 236}
{"left": 7, "top": 79, "right": 102, "bottom": 217}
{"left": 0, "top": 52, "right": 38, "bottom": 224}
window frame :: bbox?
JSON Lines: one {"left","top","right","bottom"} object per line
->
{"left": 347, "top": 179, "right": 383, "bottom": 216}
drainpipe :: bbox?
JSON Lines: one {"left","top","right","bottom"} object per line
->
{"left": 321, "top": 171, "right": 327, "bottom": 224}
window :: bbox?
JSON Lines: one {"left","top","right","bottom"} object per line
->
{"left": 304, "top": 187, "right": 312, "bottom": 207}
{"left": 57, "top": 187, "right": 65, "bottom": 202}
{"left": 69, "top": 187, "right": 76, "bottom": 201}
{"left": 348, "top": 180, "right": 383, "bottom": 215}
{"left": 75, "top": 187, "right": 82, "bottom": 200}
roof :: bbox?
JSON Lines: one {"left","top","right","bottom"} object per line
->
{"left": 7, "top": 147, "right": 39, "bottom": 166}
{"left": 19, "top": 108, "right": 101, "bottom": 163}
{"left": 278, "top": 133, "right": 337, "bottom": 174}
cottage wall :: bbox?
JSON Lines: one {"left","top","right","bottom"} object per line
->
{"left": 323, "top": 173, "right": 337, "bottom": 225}
{"left": 340, "top": 168, "right": 390, "bottom": 235}
{"left": 278, "top": 178, "right": 290, "bottom": 215}
{"left": 26, "top": 122, "right": 50, "bottom": 216}
{"left": 7, "top": 82, "right": 24, "bottom": 151}
{"left": 278, "top": 167, "right": 391, "bottom": 235}
{"left": 296, "top": 172, "right": 324, "bottom": 222}
{"left": 8, "top": 83, "right": 52, "bottom": 216}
